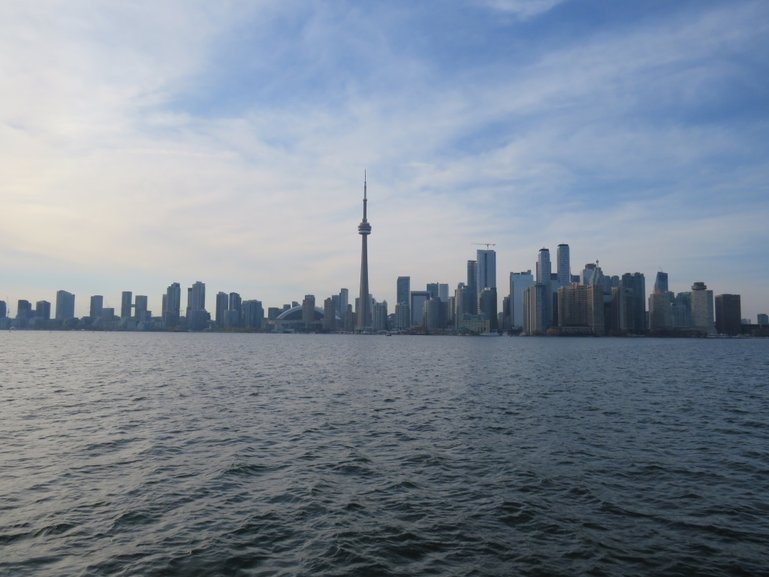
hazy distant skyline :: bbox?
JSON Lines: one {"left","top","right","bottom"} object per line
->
{"left": 3, "top": 1, "right": 768, "bottom": 319}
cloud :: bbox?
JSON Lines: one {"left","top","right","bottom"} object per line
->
{"left": 1, "top": 1, "right": 768, "bottom": 319}
{"left": 476, "top": 0, "right": 567, "bottom": 20}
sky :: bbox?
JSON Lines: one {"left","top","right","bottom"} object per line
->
{"left": 2, "top": 0, "right": 768, "bottom": 320}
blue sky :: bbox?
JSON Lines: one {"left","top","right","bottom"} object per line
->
{"left": 2, "top": 0, "right": 768, "bottom": 319}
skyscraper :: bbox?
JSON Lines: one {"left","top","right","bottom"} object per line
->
{"left": 476, "top": 249, "right": 496, "bottom": 292}
{"left": 654, "top": 271, "right": 669, "bottom": 294}
{"left": 620, "top": 273, "right": 646, "bottom": 333}
{"left": 356, "top": 172, "right": 372, "bottom": 332}
{"left": 715, "top": 294, "right": 741, "bottom": 336}
{"left": 215, "top": 292, "right": 229, "bottom": 327}
{"left": 690, "top": 282, "right": 715, "bottom": 335}
{"left": 55, "top": 290, "right": 75, "bottom": 321}
{"left": 134, "top": 295, "right": 148, "bottom": 323}
{"left": 164, "top": 282, "right": 181, "bottom": 328}
{"left": 466, "top": 260, "right": 478, "bottom": 315}
{"left": 556, "top": 243, "right": 570, "bottom": 287}
{"left": 121, "top": 291, "right": 133, "bottom": 320}
{"left": 396, "top": 276, "right": 410, "bottom": 305}
{"left": 187, "top": 281, "right": 208, "bottom": 331}
{"left": 536, "top": 248, "right": 553, "bottom": 328}
{"left": 509, "top": 271, "right": 534, "bottom": 329}
{"left": 90, "top": 295, "right": 104, "bottom": 319}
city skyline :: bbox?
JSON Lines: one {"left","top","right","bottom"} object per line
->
{"left": 3, "top": 2, "right": 769, "bottom": 319}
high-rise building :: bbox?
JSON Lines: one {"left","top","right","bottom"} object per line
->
{"left": 90, "top": 295, "right": 103, "bottom": 319}
{"left": 509, "top": 271, "right": 534, "bottom": 329}
{"left": 479, "top": 287, "right": 498, "bottom": 331}
{"left": 395, "top": 303, "right": 410, "bottom": 330}
{"left": 121, "top": 291, "right": 133, "bottom": 320}
{"left": 372, "top": 300, "right": 388, "bottom": 331}
{"left": 536, "top": 248, "right": 553, "bottom": 328}
{"left": 620, "top": 273, "right": 646, "bottom": 333}
{"left": 134, "top": 295, "right": 148, "bottom": 323}
{"left": 410, "top": 290, "right": 429, "bottom": 327}
{"left": 523, "top": 283, "right": 548, "bottom": 335}
{"left": 215, "top": 292, "right": 229, "bottom": 327}
{"left": 758, "top": 313, "right": 769, "bottom": 326}
{"left": 242, "top": 300, "right": 264, "bottom": 329}
{"left": 35, "top": 300, "right": 51, "bottom": 321}
{"left": 323, "top": 297, "right": 337, "bottom": 332}
{"left": 356, "top": 173, "right": 372, "bottom": 332}
{"left": 648, "top": 292, "right": 673, "bottom": 331}
{"left": 337, "top": 288, "right": 349, "bottom": 320}
{"left": 556, "top": 244, "right": 570, "bottom": 287}
{"left": 466, "top": 260, "right": 478, "bottom": 315}
{"left": 55, "top": 290, "right": 75, "bottom": 321}
{"left": 15, "top": 300, "right": 32, "bottom": 328}
{"left": 476, "top": 249, "right": 496, "bottom": 292}
{"left": 302, "top": 294, "right": 316, "bottom": 329}
{"left": 654, "top": 271, "right": 669, "bottom": 294}
{"left": 0, "top": 300, "right": 6, "bottom": 319}
{"left": 690, "top": 282, "right": 715, "bottom": 335}
{"left": 396, "top": 276, "right": 410, "bottom": 306}
{"left": 187, "top": 281, "right": 208, "bottom": 331}
{"left": 163, "top": 282, "right": 181, "bottom": 328}
{"left": 715, "top": 294, "right": 741, "bottom": 336}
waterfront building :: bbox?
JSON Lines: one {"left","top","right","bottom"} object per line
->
{"left": 479, "top": 287, "right": 498, "bottom": 331}
{"left": 16, "top": 300, "right": 32, "bottom": 329}
{"left": 654, "top": 271, "right": 669, "bottom": 294}
{"left": 215, "top": 292, "right": 229, "bottom": 327}
{"left": 758, "top": 313, "right": 769, "bottom": 326}
{"left": 690, "top": 282, "right": 715, "bottom": 335}
{"left": 242, "top": 300, "right": 264, "bottom": 330}
{"left": 509, "top": 271, "right": 534, "bottom": 330}
{"left": 302, "top": 295, "right": 317, "bottom": 330}
{"left": 536, "top": 248, "right": 553, "bottom": 328}
{"left": 648, "top": 292, "right": 674, "bottom": 331}
{"left": 55, "top": 290, "right": 75, "bottom": 321}
{"left": 715, "top": 294, "right": 741, "bottom": 336}
{"left": 466, "top": 260, "right": 478, "bottom": 315}
{"left": 356, "top": 173, "right": 372, "bottom": 332}
{"left": 556, "top": 284, "right": 604, "bottom": 335}
{"left": 620, "top": 273, "right": 646, "bottom": 333}
{"left": 556, "top": 244, "right": 570, "bottom": 288}
{"left": 187, "top": 281, "right": 208, "bottom": 331}
{"left": 323, "top": 298, "right": 337, "bottom": 332}
{"left": 424, "top": 297, "right": 444, "bottom": 331}
{"left": 396, "top": 276, "right": 410, "bottom": 306}
{"left": 0, "top": 300, "right": 5, "bottom": 319}
{"left": 373, "top": 301, "right": 388, "bottom": 331}
{"left": 120, "top": 291, "right": 132, "bottom": 319}
{"left": 410, "top": 290, "right": 430, "bottom": 327}
{"left": 35, "top": 300, "right": 51, "bottom": 320}
{"left": 394, "top": 303, "right": 410, "bottom": 330}
{"left": 163, "top": 282, "right": 181, "bottom": 329}
{"left": 523, "top": 283, "right": 549, "bottom": 335}
{"left": 672, "top": 292, "right": 692, "bottom": 328}
{"left": 135, "top": 295, "right": 149, "bottom": 323}
{"left": 337, "top": 288, "right": 349, "bottom": 320}
{"left": 90, "top": 295, "right": 103, "bottom": 319}
{"left": 476, "top": 249, "right": 496, "bottom": 293}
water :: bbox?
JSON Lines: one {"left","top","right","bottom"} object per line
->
{"left": 1, "top": 333, "right": 768, "bottom": 576}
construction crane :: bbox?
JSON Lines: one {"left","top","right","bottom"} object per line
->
{"left": 473, "top": 243, "right": 496, "bottom": 250}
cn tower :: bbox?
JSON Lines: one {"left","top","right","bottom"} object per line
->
{"left": 356, "top": 171, "right": 371, "bottom": 332}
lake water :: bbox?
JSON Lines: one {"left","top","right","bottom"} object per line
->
{"left": 1, "top": 332, "right": 768, "bottom": 576}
